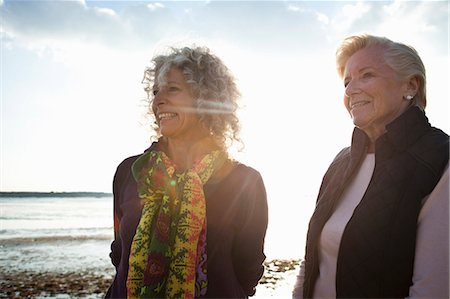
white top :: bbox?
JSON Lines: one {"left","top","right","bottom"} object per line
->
{"left": 293, "top": 162, "right": 449, "bottom": 299}
{"left": 313, "top": 153, "right": 375, "bottom": 298}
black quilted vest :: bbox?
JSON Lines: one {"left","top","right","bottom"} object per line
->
{"left": 303, "top": 107, "right": 449, "bottom": 298}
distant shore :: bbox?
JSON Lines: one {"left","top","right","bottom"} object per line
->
{"left": 0, "top": 191, "right": 112, "bottom": 198}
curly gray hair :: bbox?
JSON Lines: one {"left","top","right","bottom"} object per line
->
{"left": 143, "top": 46, "right": 242, "bottom": 149}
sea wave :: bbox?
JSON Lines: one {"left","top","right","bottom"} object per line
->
{"left": 0, "top": 215, "right": 62, "bottom": 220}
{"left": 0, "top": 234, "right": 113, "bottom": 245}
{"left": 0, "top": 226, "right": 114, "bottom": 243}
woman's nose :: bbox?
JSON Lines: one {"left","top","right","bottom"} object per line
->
{"left": 344, "top": 80, "right": 359, "bottom": 97}
{"left": 153, "top": 89, "right": 166, "bottom": 105}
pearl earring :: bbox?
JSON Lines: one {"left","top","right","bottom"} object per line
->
{"left": 406, "top": 95, "right": 413, "bottom": 100}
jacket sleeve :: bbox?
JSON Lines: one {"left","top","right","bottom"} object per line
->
{"left": 232, "top": 170, "right": 269, "bottom": 296}
{"left": 109, "top": 156, "right": 136, "bottom": 268}
{"left": 408, "top": 165, "right": 449, "bottom": 298}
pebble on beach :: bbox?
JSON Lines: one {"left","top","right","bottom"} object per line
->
{"left": 1, "top": 271, "right": 113, "bottom": 299}
{"left": 1, "top": 259, "right": 300, "bottom": 298}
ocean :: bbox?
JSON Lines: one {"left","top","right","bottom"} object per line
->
{"left": 0, "top": 195, "right": 298, "bottom": 298}
{"left": 0, "top": 196, "right": 114, "bottom": 275}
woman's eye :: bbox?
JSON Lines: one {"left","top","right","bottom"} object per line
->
{"left": 168, "top": 86, "right": 179, "bottom": 92}
{"left": 362, "top": 72, "right": 373, "bottom": 79}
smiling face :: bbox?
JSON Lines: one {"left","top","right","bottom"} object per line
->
{"left": 151, "top": 67, "right": 208, "bottom": 141}
{"left": 343, "top": 46, "right": 411, "bottom": 142}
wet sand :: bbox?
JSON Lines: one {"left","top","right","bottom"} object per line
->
{"left": 1, "top": 259, "right": 300, "bottom": 298}
{"left": 1, "top": 271, "right": 113, "bottom": 298}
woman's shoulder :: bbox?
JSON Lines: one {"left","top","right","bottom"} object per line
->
{"left": 210, "top": 159, "right": 263, "bottom": 186}
{"left": 229, "top": 160, "right": 263, "bottom": 181}
{"left": 410, "top": 126, "right": 449, "bottom": 178}
{"left": 231, "top": 160, "right": 261, "bottom": 174}
{"left": 112, "top": 154, "right": 142, "bottom": 192}
{"left": 114, "top": 144, "right": 157, "bottom": 175}
{"left": 218, "top": 161, "right": 267, "bottom": 207}
{"left": 115, "top": 154, "right": 142, "bottom": 176}
{"left": 333, "top": 147, "right": 352, "bottom": 161}
{"left": 420, "top": 126, "right": 449, "bottom": 148}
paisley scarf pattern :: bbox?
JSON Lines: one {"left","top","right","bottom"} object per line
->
{"left": 126, "top": 149, "right": 226, "bottom": 298}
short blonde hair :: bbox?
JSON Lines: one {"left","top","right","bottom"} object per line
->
{"left": 143, "top": 46, "right": 241, "bottom": 149}
{"left": 336, "top": 34, "right": 427, "bottom": 109}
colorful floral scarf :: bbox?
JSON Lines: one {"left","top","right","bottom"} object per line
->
{"left": 127, "top": 149, "right": 227, "bottom": 299}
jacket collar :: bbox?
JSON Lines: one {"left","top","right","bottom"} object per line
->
{"left": 351, "top": 106, "right": 431, "bottom": 160}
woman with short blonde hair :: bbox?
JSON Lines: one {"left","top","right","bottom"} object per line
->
{"left": 294, "top": 34, "right": 448, "bottom": 298}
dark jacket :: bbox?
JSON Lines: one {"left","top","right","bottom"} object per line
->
{"left": 106, "top": 142, "right": 268, "bottom": 298}
{"left": 303, "top": 107, "right": 449, "bottom": 298}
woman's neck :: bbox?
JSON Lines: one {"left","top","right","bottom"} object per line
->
{"left": 367, "top": 142, "right": 375, "bottom": 153}
{"left": 165, "top": 136, "right": 221, "bottom": 171}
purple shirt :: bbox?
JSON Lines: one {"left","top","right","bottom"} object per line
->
{"left": 106, "top": 147, "right": 268, "bottom": 298}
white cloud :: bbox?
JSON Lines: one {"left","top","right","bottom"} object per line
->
{"left": 93, "top": 7, "right": 117, "bottom": 18}
{"left": 372, "top": 1, "right": 448, "bottom": 59}
{"left": 0, "top": 26, "right": 15, "bottom": 48}
{"left": 1, "top": 1, "right": 140, "bottom": 56}
{"left": 332, "top": 2, "right": 371, "bottom": 32}
{"left": 381, "top": 1, "right": 437, "bottom": 34}
{"left": 316, "top": 12, "right": 329, "bottom": 25}
{"left": 321, "top": 0, "right": 447, "bottom": 54}
{"left": 287, "top": 4, "right": 303, "bottom": 12}
{"left": 342, "top": 2, "right": 370, "bottom": 18}
{"left": 147, "top": 2, "right": 164, "bottom": 11}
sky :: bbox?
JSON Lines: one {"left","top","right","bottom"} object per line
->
{"left": 1, "top": 0, "right": 449, "bottom": 259}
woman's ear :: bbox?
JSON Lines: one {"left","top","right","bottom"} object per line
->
{"left": 405, "top": 75, "right": 419, "bottom": 97}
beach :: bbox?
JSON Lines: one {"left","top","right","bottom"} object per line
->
{"left": 0, "top": 237, "right": 114, "bottom": 298}
{"left": 0, "top": 195, "right": 300, "bottom": 298}
{"left": 1, "top": 259, "right": 300, "bottom": 298}
{"left": 1, "top": 270, "right": 112, "bottom": 298}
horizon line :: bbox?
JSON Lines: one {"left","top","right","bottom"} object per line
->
{"left": 0, "top": 191, "right": 112, "bottom": 198}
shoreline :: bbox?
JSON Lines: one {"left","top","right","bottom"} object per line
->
{"left": 1, "top": 259, "right": 300, "bottom": 298}
{"left": 0, "top": 192, "right": 112, "bottom": 198}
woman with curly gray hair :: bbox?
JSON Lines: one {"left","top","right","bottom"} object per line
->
{"left": 106, "top": 46, "right": 268, "bottom": 299}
